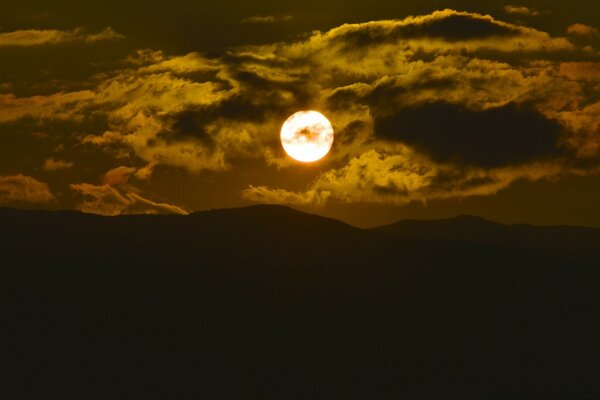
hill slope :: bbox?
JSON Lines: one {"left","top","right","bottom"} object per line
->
{"left": 2, "top": 206, "right": 599, "bottom": 398}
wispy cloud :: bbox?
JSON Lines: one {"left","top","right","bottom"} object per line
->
{"left": 243, "top": 150, "right": 566, "bottom": 206}
{"left": 70, "top": 183, "right": 184, "bottom": 215}
{"left": 0, "top": 27, "right": 124, "bottom": 47}
{"left": 0, "top": 91, "right": 95, "bottom": 123}
{"left": 70, "top": 182, "right": 187, "bottom": 216}
{"left": 241, "top": 15, "right": 293, "bottom": 24}
{"left": 42, "top": 158, "right": 74, "bottom": 171}
{"left": 503, "top": 5, "right": 540, "bottom": 16}
{"left": 69, "top": 166, "right": 188, "bottom": 216}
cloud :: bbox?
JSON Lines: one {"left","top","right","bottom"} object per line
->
{"left": 332, "top": 11, "right": 518, "bottom": 43}
{"left": 241, "top": 15, "right": 293, "bottom": 24}
{"left": 503, "top": 5, "right": 540, "bottom": 17}
{"left": 83, "top": 114, "right": 230, "bottom": 173}
{"left": 373, "top": 102, "right": 565, "bottom": 167}
{"left": 0, "top": 174, "right": 54, "bottom": 205}
{"left": 559, "top": 62, "right": 600, "bottom": 81}
{"left": 70, "top": 182, "right": 187, "bottom": 216}
{"left": 1, "top": 9, "right": 598, "bottom": 208}
{"left": 243, "top": 186, "right": 331, "bottom": 206}
{"left": 278, "top": 9, "right": 573, "bottom": 63}
{"left": 78, "top": 50, "right": 246, "bottom": 172}
{"left": 42, "top": 158, "right": 74, "bottom": 171}
{"left": 103, "top": 166, "right": 137, "bottom": 186}
{"left": 141, "top": 52, "right": 220, "bottom": 74}
{"left": 243, "top": 149, "right": 566, "bottom": 206}
{"left": 0, "top": 27, "right": 124, "bottom": 47}
{"left": 6, "top": 10, "right": 581, "bottom": 173}
{"left": 70, "top": 164, "right": 188, "bottom": 216}
{"left": 566, "top": 24, "right": 599, "bottom": 37}
{"left": 0, "top": 91, "right": 95, "bottom": 123}
{"left": 84, "top": 27, "right": 125, "bottom": 43}
{"left": 554, "top": 102, "right": 600, "bottom": 158}
{"left": 81, "top": 47, "right": 313, "bottom": 173}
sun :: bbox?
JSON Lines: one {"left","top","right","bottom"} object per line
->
{"left": 280, "top": 111, "right": 334, "bottom": 162}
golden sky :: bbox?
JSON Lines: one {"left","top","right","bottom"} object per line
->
{"left": 1, "top": 1, "right": 599, "bottom": 226}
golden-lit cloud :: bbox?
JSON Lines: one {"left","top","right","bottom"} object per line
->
{"left": 243, "top": 149, "right": 566, "bottom": 206}
{"left": 0, "top": 27, "right": 124, "bottom": 47}
{"left": 554, "top": 102, "right": 600, "bottom": 158}
{"left": 503, "top": 5, "right": 540, "bottom": 17}
{"left": 267, "top": 9, "right": 573, "bottom": 64}
{"left": 42, "top": 158, "right": 74, "bottom": 171}
{"left": 1, "top": 9, "right": 598, "bottom": 210}
{"left": 70, "top": 182, "right": 187, "bottom": 216}
{"left": 83, "top": 114, "right": 230, "bottom": 173}
{"left": 103, "top": 166, "right": 137, "bottom": 186}
{"left": 566, "top": 23, "right": 599, "bottom": 37}
{"left": 79, "top": 46, "right": 309, "bottom": 173}
{"left": 0, "top": 91, "right": 95, "bottom": 123}
{"left": 559, "top": 62, "right": 600, "bottom": 81}
{"left": 68, "top": 165, "right": 188, "bottom": 216}
{"left": 141, "top": 52, "right": 220, "bottom": 74}
{"left": 0, "top": 174, "right": 54, "bottom": 205}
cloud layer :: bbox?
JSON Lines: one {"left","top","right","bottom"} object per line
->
{"left": 503, "top": 5, "right": 540, "bottom": 17}
{"left": 0, "top": 175, "right": 54, "bottom": 205}
{"left": 70, "top": 166, "right": 187, "bottom": 216}
{"left": 1, "top": 9, "right": 599, "bottom": 213}
{"left": 0, "top": 27, "right": 124, "bottom": 47}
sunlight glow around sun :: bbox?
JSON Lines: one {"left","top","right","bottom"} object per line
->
{"left": 280, "top": 111, "right": 334, "bottom": 162}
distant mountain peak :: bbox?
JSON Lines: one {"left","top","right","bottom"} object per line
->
{"left": 454, "top": 214, "right": 494, "bottom": 222}
{"left": 374, "top": 213, "right": 600, "bottom": 263}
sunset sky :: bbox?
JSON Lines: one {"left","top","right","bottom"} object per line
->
{"left": 1, "top": 0, "right": 599, "bottom": 227}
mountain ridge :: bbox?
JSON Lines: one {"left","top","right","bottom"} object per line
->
{"left": 2, "top": 205, "right": 598, "bottom": 263}
{"left": 4, "top": 204, "right": 599, "bottom": 231}
{"left": 374, "top": 211, "right": 600, "bottom": 263}
{"left": 2, "top": 204, "right": 599, "bottom": 397}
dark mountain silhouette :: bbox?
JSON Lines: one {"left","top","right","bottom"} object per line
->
{"left": 2, "top": 206, "right": 599, "bottom": 399}
{"left": 374, "top": 214, "right": 600, "bottom": 263}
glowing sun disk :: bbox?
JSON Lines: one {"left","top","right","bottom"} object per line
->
{"left": 280, "top": 111, "right": 334, "bottom": 162}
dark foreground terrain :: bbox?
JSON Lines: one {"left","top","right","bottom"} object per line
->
{"left": 2, "top": 205, "right": 599, "bottom": 398}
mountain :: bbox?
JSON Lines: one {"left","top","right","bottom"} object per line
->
{"left": 374, "top": 214, "right": 600, "bottom": 263}
{"left": 2, "top": 206, "right": 599, "bottom": 398}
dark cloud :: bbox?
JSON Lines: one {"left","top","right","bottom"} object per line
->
{"left": 166, "top": 74, "right": 312, "bottom": 147}
{"left": 374, "top": 102, "right": 565, "bottom": 168}
{"left": 364, "top": 76, "right": 458, "bottom": 112}
{"left": 428, "top": 169, "right": 498, "bottom": 192}
{"left": 338, "top": 120, "right": 366, "bottom": 145}
{"left": 164, "top": 102, "right": 268, "bottom": 154}
{"left": 227, "top": 69, "right": 314, "bottom": 110}
{"left": 168, "top": 111, "right": 217, "bottom": 148}
{"left": 169, "top": 97, "right": 268, "bottom": 143}
{"left": 401, "top": 13, "right": 518, "bottom": 40}
{"left": 332, "top": 11, "right": 519, "bottom": 51}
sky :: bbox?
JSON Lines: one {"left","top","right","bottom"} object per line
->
{"left": 1, "top": 0, "right": 599, "bottom": 227}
